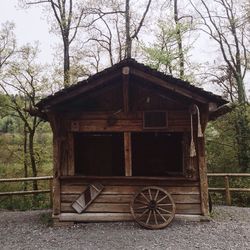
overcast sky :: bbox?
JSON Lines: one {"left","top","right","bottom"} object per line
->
{"left": 0, "top": 0, "right": 249, "bottom": 97}
{"left": 0, "top": 0, "right": 56, "bottom": 63}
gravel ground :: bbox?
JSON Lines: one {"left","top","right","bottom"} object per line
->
{"left": 0, "top": 206, "right": 249, "bottom": 250}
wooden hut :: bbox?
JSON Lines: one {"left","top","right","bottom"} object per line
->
{"left": 36, "top": 59, "right": 228, "bottom": 228}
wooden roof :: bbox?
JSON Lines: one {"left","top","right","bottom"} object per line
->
{"left": 36, "top": 58, "right": 228, "bottom": 109}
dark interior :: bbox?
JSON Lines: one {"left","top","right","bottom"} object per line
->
{"left": 131, "top": 132, "right": 183, "bottom": 176}
{"left": 74, "top": 132, "right": 125, "bottom": 176}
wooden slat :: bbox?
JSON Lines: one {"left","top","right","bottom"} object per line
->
{"left": 58, "top": 213, "right": 205, "bottom": 222}
{"left": 198, "top": 137, "right": 209, "bottom": 216}
{"left": 67, "top": 133, "right": 74, "bottom": 176}
{"left": 130, "top": 68, "right": 208, "bottom": 104}
{"left": 124, "top": 132, "right": 132, "bottom": 176}
{"left": 61, "top": 202, "right": 201, "bottom": 214}
{"left": 61, "top": 193, "right": 200, "bottom": 204}
{"left": 60, "top": 176, "right": 199, "bottom": 186}
{"left": 61, "top": 185, "right": 200, "bottom": 195}
{"left": 59, "top": 212, "right": 133, "bottom": 222}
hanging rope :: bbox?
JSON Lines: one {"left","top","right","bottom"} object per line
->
{"left": 189, "top": 104, "right": 203, "bottom": 157}
{"left": 195, "top": 105, "right": 203, "bottom": 138}
{"left": 190, "top": 111, "right": 196, "bottom": 157}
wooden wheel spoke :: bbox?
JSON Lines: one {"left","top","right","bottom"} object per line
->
{"left": 157, "top": 203, "right": 173, "bottom": 206}
{"left": 135, "top": 205, "right": 148, "bottom": 210}
{"left": 157, "top": 206, "right": 172, "bottom": 214}
{"left": 146, "top": 210, "right": 152, "bottom": 225}
{"left": 153, "top": 210, "right": 158, "bottom": 225}
{"left": 154, "top": 189, "right": 159, "bottom": 201}
{"left": 136, "top": 208, "right": 149, "bottom": 219}
{"left": 136, "top": 199, "right": 148, "bottom": 205}
{"left": 155, "top": 208, "right": 167, "bottom": 222}
{"left": 140, "top": 192, "right": 150, "bottom": 203}
{"left": 148, "top": 189, "right": 153, "bottom": 200}
{"left": 156, "top": 195, "right": 169, "bottom": 204}
{"left": 131, "top": 186, "right": 175, "bottom": 229}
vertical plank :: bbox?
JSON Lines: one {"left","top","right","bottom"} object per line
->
{"left": 197, "top": 136, "right": 209, "bottom": 216}
{"left": 67, "top": 132, "right": 75, "bottom": 176}
{"left": 53, "top": 135, "right": 61, "bottom": 215}
{"left": 124, "top": 132, "right": 132, "bottom": 176}
{"left": 122, "top": 66, "right": 130, "bottom": 113}
{"left": 224, "top": 176, "right": 231, "bottom": 205}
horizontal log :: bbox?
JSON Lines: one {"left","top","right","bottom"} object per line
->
{"left": 61, "top": 185, "right": 200, "bottom": 195}
{"left": 60, "top": 177, "right": 199, "bottom": 187}
{"left": 57, "top": 212, "right": 206, "bottom": 222}
{"left": 0, "top": 176, "right": 52, "bottom": 183}
{"left": 61, "top": 202, "right": 201, "bottom": 214}
{"left": 0, "top": 189, "right": 50, "bottom": 196}
{"left": 61, "top": 193, "right": 201, "bottom": 204}
{"left": 208, "top": 173, "right": 250, "bottom": 177}
{"left": 209, "top": 188, "right": 250, "bottom": 192}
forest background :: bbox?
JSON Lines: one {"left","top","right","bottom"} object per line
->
{"left": 0, "top": 0, "right": 249, "bottom": 209}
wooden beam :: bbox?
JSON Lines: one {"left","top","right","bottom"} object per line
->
{"left": 58, "top": 213, "right": 208, "bottom": 222}
{"left": 67, "top": 133, "right": 75, "bottom": 176}
{"left": 197, "top": 137, "right": 209, "bottom": 216}
{"left": 124, "top": 132, "right": 132, "bottom": 176}
{"left": 41, "top": 71, "right": 120, "bottom": 109}
{"left": 122, "top": 66, "right": 130, "bottom": 113}
{"left": 130, "top": 68, "right": 209, "bottom": 104}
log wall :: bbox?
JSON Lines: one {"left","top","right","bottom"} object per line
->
{"left": 59, "top": 177, "right": 201, "bottom": 221}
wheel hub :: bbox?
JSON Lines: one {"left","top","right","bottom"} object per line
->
{"left": 148, "top": 200, "right": 157, "bottom": 210}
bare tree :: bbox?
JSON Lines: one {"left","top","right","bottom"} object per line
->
{"left": 191, "top": 0, "right": 250, "bottom": 171}
{"left": 22, "top": 0, "right": 87, "bottom": 86}
{"left": 0, "top": 44, "right": 47, "bottom": 192}
{"left": 125, "top": 0, "right": 152, "bottom": 58}
{"left": 0, "top": 22, "right": 16, "bottom": 71}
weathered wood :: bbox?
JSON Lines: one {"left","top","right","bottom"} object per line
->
{"left": 0, "top": 176, "right": 52, "bottom": 182}
{"left": 224, "top": 176, "right": 231, "bottom": 206}
{"left": 209, "top": 188, "right": 250, "bottom": 192}
{"left": 130, "top": 68, "right": 209, "bottom": 104}
{"left": 122, "top": 67, "right": 130, "bottom": 113}
{"left": 59, "top": 212, "right": 132, "bottom": 222}
{"left": 61, "top": 193, "right": 200, "bottom": 204}
{"left": 61, "top": 202, "right": 201, "bottom": 214}
{"left": 124, "top": 132, "right": 132, "bottom": 176}
{"left": 58, "top": 213, "right": 206, "bottom": 222}
{"left": 41, "top": 71, "right": 121, "bottom": 108}
{"left": 0, "top": 190, "right": 50, "bottom": 196}
{"left": 67, "top": 110, "right": 191, "bottom": 132}
{"left": 197, "top": 136, "right": 209, "bottom": 216}
{"left": 208, "top": 173, "right": 250, "bottom": 177}
{"left": 61, "top": 185, "right": 200, "bottom": 195}
{"left": 67, "top": 133, "right": 74, "bottom": 176}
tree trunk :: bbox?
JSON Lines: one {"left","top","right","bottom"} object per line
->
{"left": 23, "top": 123, "right": 28, "bottom": 191}
{"left": 234, "top": 106, "right": 250, "bottom": 172}
{"left": 125, "top": 0, "right": 132, "bottom": 58}
{"left": 29, "top": 130, "right": 38, "bottom": 190}
{"left": 174, "top": 0, "right": 184, "bottom": 79}
{"left": 63, "top": 37, "right": 70, "bottom": 87}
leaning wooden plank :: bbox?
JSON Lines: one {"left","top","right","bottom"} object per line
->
{"left": 71, "top": 183, "right": 103, "bottom": 213}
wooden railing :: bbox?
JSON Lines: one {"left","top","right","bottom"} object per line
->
{"left": 0, "top": 176, "right": 53, "bottom": 205}
{"left": 0, "top": 174, "right": 249, "bottom": 207}
{"left": 207, "top": 173, "right": 250, "bottom": 205}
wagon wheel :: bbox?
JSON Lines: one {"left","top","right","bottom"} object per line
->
{"left": 130, "top": 186, "right": 176, "bottom": 229}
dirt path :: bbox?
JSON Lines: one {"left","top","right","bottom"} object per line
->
{"left": 0, "top": 206, "right": 249, "bottom": 250}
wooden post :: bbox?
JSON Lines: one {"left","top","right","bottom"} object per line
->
{"left": 124, "top": 132, "right": 132, "bottom": 176}
{"left": 49, "top": 178, "right": 53, "bottom": 208}
{"left": 198, "top": 137, "right": 209, "bottom": 216}
{"left": 122, "top": 66, "right": 130, "bottom": 113}
{"left": 224, "top": 176, "right": 231, "bottom": 206}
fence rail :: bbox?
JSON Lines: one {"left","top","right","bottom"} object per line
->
{"left": 207, "top": 173, "right": 250, "bottom": 205}
{"left": 0, "top": 176, "right": 53, "bottom": 206}
{"left": 0, "top": 174, "right": 249, "bottom": 206}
